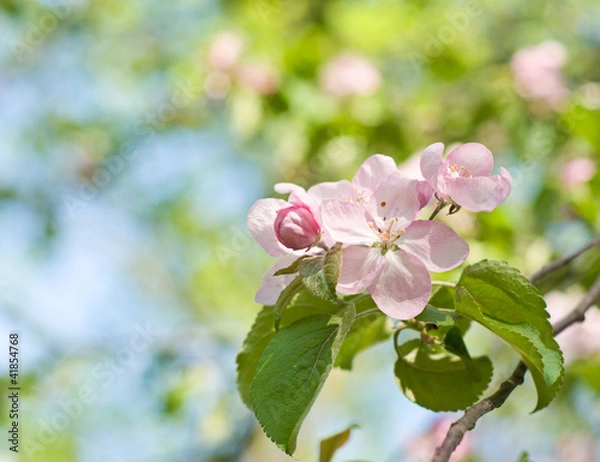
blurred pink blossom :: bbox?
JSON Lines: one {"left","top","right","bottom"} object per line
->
{"left": 405, "top": 418, "right": 473, "bottom": 462}
{"left": 546, "top": 290, "right": 600, "bottom": 363}
{"left": 511, "top": 40, "right": 569, "bottom": 109}
{"left": 237, "top": 62, "right": 280, "bottom": 95}
{"left": 551, "top": 434, "right": 598, "bottom": 462}
{"left": 207, "top": 31, "right": 245, "bottom": 72}
{"left": 320, "top": 53, "right": 381, "bottom": 97}
{"left": 560, "top": 157, "right": 596, "bottom": 187}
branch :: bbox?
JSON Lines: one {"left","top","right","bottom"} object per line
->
{"left": 552, "top": 275, "right": 600, "bottom": 335}
{"left": 431, "top": 240, "right": 600, "bottom": 462}
{"left": 528, "top": 238, "right": 600, "bottom": 284}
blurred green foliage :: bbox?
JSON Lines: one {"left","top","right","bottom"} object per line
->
{"left": 1, "top": 0, "right": 599, "bottom": 460}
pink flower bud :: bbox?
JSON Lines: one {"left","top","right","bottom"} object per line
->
{"left": 274, "top": 204, "right": 321, "bottom": 250}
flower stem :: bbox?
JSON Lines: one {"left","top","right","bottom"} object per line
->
{"left": 431, "top": 280, "right": 457, "bottom": 288}
{"left": 354, "top": 308, "right": 380, "bottom": 320}
{"left": 428, "top": 199, "right": 448, "bottom": 220}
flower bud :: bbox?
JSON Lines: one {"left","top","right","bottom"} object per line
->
{"left": 274, "top": 204, "right": 321, "bottom": 250}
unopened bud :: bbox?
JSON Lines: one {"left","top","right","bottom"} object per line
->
{"left": 274, "top": 205, "right": 321, "bottom": 250}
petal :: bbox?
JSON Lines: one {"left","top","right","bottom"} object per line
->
{"left": 307, "top": 180, "right": 355, "bottom": 202}
{"left": 416, "top": 180, "right": 435, "bottom": 209}
{"left": 254, "top": 256, "right": 297, "bottom": 305}
{"left": 420, "top": 142, "right": 444, "bottom": 187}
{"left": 353, "top": 154, "right": 398, "bottom": 193}
{"left": 445, "top": 173, "right": 511, "bottom": 212}
{"left": 369, "top": 172, "right": 421, "bottom": 229}
{"left": 321, "top": 199, "right": 377, "bottom": 245}
{"left": 247, "top": 198, "right": 289, "bottom": 256}
{"left": 288, "top": 189, "right": 320, "bottom": 215}
{"left": 446, "top": 143, "right": 493, "bottom": 176}
{"left": 499, "top": 167, "right": 513, "bottom": 202}
{"left": 274, "top": 182, "right": 305, "bottom": 195}
{"left": 400, "top": 221, "right": 469, "bottom": 272}
{"left": 337, "top": 246, "right": 386, "bottom": 294}
{"left": 369, "top": 251, "right": 431, "bottom": 319}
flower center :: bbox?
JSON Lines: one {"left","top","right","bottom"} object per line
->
{"left": 447, "top": 164, "right": 472, "bottom": 179}
{"left": 368, "top": 217, "right": 405, "bottom": 253}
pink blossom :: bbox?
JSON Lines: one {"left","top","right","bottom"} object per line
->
{"left": 237, "top": 62, "right": 280, "bottom": 95}
{"left": 207, "top": 31, "right": 245, "bottom": 72}
{"left": 560, "top": 158, "right": 596, "bottom": 187}
{"left": 420, "top": 142, "right": 512, "bottom": 213}
{"left": 319, "top": 53, "right": 381, "bottom": 97}
{"left": 511, "top": 40, "right": 569, "bottom": 109}
{"left": 309, "top": 154, "right": 433, "bottom": 210}
{"left": 321, "top": 172, "right": 469, "bottom": 319}
{"left": 551, "top": 434, "right": 598, "bottom": 462}
{"left": 274, "top": 204, "right": 321, "bottom": 250}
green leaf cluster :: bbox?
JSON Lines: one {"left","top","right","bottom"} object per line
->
{"left": 238, "top": 258, "right": 565, "bottom": 455}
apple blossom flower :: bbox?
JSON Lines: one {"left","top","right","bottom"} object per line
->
{"left": 420, "top": 142, "right": 512, "bottom": 213}
{"left": 237, "top": 62, "right": 280, "bottom": 95}
{"left": 274, "top": 204, "right": 321, "bottom": 250}
{"left": 319, "top": 53, "right": 381, "bottom": 97}
{"left": 207, "top": 31, "right": 245, "bottom": 72}
{"left": 321, "top": 172, "right": 469, "bottom": 319}
{"left": 511, "top": 40, "right": 569, "bottom": 109}
{"left": 560, "top": 158, "right": 596, "bottom": 187}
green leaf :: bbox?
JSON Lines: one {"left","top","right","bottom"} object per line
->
{"left": 569, "top": 357, "right": 600, "bottom": 393}
{"left": 394, "top": 339, "right": 493, "bottom": 412}
{"left": 236, "top": 306, "right": 277, "bottom": 410}
{"left": 297, "top": 243, "right": 343, "bottom": 303}
{"left": 516, "top": 451, "right": 532, "bottom": 462}
{"left": 443, "top": 326, "right": 471, "bottom": 360}
{"left": 319, "top": 425, "right": 358, "bottom": 462}
{"left": 237, "top": 289, "right": 342, "bottom": 411}
{"left": 416, "top": 304, "right": 455, "bottom": 327}
{"left": 335, "top": 312, "right": 391, "bottom": 370}
{"left": 273, "top": 276, "right": 304, "bottom": 330}
{"left": 428, "top": 286, "right": 456, "bottom": 310}
{"left": 252, "top": 304, "right": 356, "bottom": 454}
{"left": 455, "top": 260, "right": 564, "bottom": 411}
{"left": 273, "top": 256, "right": 310, "bottom": 276}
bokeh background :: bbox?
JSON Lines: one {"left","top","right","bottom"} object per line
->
{"left": 1, "top": 0, "right": 600, "bottom": 461}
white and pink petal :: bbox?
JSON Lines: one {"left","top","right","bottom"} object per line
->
{"left": 420, "top": 142, "right": 445, "bottom": 187}
{"left": 445, "top": 143, "right": 494, "bottom": 177}
{"left": 369, "top": 251, "right": 431, "bottom": 320}
{"left": 247, "top": 198, "right": 289, "bottom": 256}
{"left": 353, "top": 154, "right": 398, "bottom": 193}
{"left": 254, "top": 255, "right": 298, "bottom": 305}
{"left": 337, "top": 246, "right": 386, "bottom": 294}
{"left": 400, "top": 221, "right": 469, "bottom": 272}
{"left": 445, "top": 172, "right": 511, "bottom": 212}
{"left": 321, "top": 199, "right": 378, "bottom": 246}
